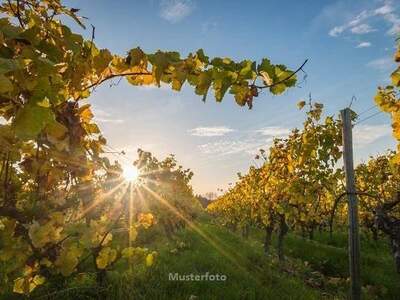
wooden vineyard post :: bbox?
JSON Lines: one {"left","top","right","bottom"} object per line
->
{"left": 341, "top": 108, "right": 361, "bottom": 300}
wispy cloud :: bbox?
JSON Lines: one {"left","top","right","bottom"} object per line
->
{"left": 366, "top": 57, "right": 395, "bottom": 71}
{"left": 93, "top": 109, "right": 124, "bottom": 124}
{"left": 197, "top": 126, "right": 290, "bottom": 157}
{"left": 356, "top": 41, "right": 372, "bottom": 48}
{"left": 197, "top": 124, "right": 391, "bottom": 156}
{"left": 329, "top": 26, "right": 345, "bottom": 37}
{"left": 328, "top": 1, "right": 400, "bottom": 37}
{"left": 95, "top": 118, "right": 124, "bottom": 124}
{"left": 350, "top": 24, "right": 376, "bottom": 34}
{"left": 375, "top": 3, "right": 394, "bottom": 15}
{"left": 383, "top": 11, "right": 400, "bottom": 35}
{"left": 198, "top": 138, "right": 274, "bottom": 156}
{"left": 159, "top": 0, "right": 195, "bottom": 23}
{"left": 328, "top": 9, "right": 370, "bottom": 37}
{"left": 353, "top": 124, "right": 392, "bottom": 146}
{"left": 255, "top": 126, "right": 290, "bottom": 137}
{"left": 188, "top": 126, "right": 235, "bottom": 137}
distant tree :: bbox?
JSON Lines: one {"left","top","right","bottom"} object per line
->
{"left": 205, "top": 192, "right": 218, "bottom": 201}
{"left": 196, "top": 195, "right": 211, "bottom": 208}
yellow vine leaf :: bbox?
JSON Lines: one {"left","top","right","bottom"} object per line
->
{"left": 145, "top": 252, "right": 157, "bottom": 267}
{"left": 55, "top": 244, "right": 83, "bottom": 276}
{"left": 297, "top": 100, "right": 306, "bottom": 110}
{"left": 96, "top": 247, "right": 117, "bottom": 269}
{"left": 28, "top": 220, "right": 63, "bottom": 248}
{"left": 13, "top": 275, "right": 45, "bottom": 294}
{"left": 138, "top": 213, "right": 155, "bottom": 229}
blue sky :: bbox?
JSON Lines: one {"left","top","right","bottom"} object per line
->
{"left": 65, "top": 0, "right": 399, "bottom": 194}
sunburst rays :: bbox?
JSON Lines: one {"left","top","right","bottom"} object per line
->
{"left": 140, "top": 184, "right": 256, "bottom": 277}
{"left": 75, "top": 158, "right": 263, "bottom": 285}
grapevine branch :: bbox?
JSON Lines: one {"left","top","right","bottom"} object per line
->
{"left": 329, "top": 190, "right": 400, "bottom": 236}
{"left": 380, "top": 193, "right": 400, "bottom": 211}
{"left": 254, "top": 59, "right": 309, "bottom": 89}
{"left": 7, "top": 0, "right": 25, "bottom": 28}
{"left": 82, "top": 71, "right": 152, "bottom": 92}
{"left": 76, "top": 204, "right": 125, "bottom": 272}
{"left": 81, "top": 59, "right": 309, "bottom": 96}
{"left": 329, "top": 191, "right": 381, "bottom": 234}
{"left": 88, "top": 24, "right": 95, "bottom": 55}
{"left": 0, "top": 205, "right": 28, "bottom": 222}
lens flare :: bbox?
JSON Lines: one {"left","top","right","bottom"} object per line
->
{"left": 122, "top": 165, "right": 139, "bottom": 182}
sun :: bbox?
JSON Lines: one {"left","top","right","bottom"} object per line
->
{"left": 122, "top": 165, "right": 139, "bottom": 182}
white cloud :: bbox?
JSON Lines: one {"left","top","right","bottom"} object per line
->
{"left": 356, "top": 41, "right": 372, "bottom": 48}
{"left": 328, "top": 1, "right": 400, "bottom": 37}
{"left": 160, "top": 0, "right": 194, "bottom": 23}
{"left": 255, "top": 126, "right": 290, "bottom": 137}
{"left": 95, "top": 118, "right": 124, "bottom": 124}
{"left": 198, "top": 138, "right": 273, "bottom": 156}
{"left": 353, "top": 124, "right": 392, "bottom": 146}
{"left": 329, "top": 26, "right": 345, "bottom": 37}
{"left": 350, "top": 24, "right": 376, "bottom": 34}
{"left": 189, "top": 126, "right": 235, "bottom": 137}
{"left": 196, "top": 123, "right": 392, "bottom": 163}
{"left": 374, "top": 3, "right": 394, "bottom": 15}
{"left": 367, "top": 57, "right": 395, "bottom": 71}
{"left": 382, "top": 12, "right": 400, "bottom": 35}
{"left": 196, "top": 126, "right": 290, "bottom": 157}
{"left": 329, "top": 10, "right": 371, "bottom": 37}
{"left": 93, "top": 109, "right": 124, "bottom": 124}
{"left": 348, "top": 10, "right": 369, "bottom": 27}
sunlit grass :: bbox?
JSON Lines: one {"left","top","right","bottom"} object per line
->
{"left": 140, "top": 185, "right": 263, "bottom": 282}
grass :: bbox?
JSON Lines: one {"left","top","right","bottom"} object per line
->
{"left": 251, "top": 228, "right": 399, "bottom": 299}
{"left": 105, "top": 222, "right": 322, "bottom": 300}
{"left": 5, "top": 219, "right": 399, "bottom": 300}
